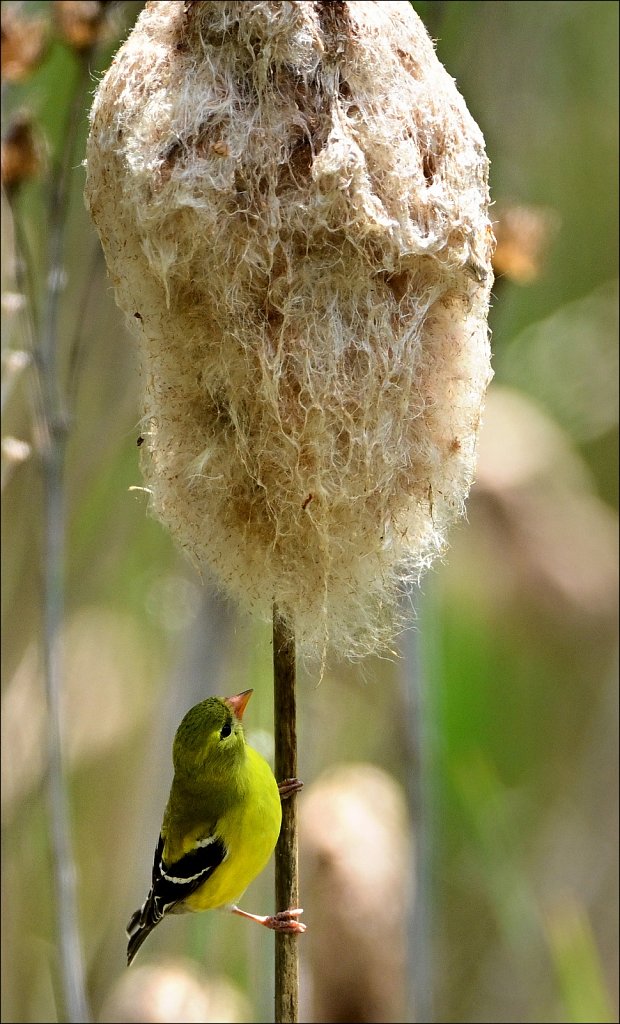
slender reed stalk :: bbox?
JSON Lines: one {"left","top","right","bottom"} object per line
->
{"left": 31, "top": 52, "right": 94, "bottom": 1024}
{"left": 273, "top": 607, "right": 300, "bottom": 1024}
{"left": 401, "top": 591, "right": 435, "bottom": 1024}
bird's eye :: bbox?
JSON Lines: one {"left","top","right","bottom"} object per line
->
{"left": 220, "top": 722, "right": 232, "bottom": 739}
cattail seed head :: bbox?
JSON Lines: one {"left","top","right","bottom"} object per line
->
{"left": 85, "top": 0, "right": 493, "bottom": 660}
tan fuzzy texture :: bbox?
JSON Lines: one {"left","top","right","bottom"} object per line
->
{"left": 300, "top": 764, "right": 411, "bottom": 1021}
{"left": 85, "top": 0, "right": 493, "bottom": 661}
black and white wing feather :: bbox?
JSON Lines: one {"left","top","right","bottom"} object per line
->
{"left": 127, "top": 831, "right": 227, "bottom": 965}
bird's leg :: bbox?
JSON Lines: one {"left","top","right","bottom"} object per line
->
{"left": 231, "top": 906, "right": 306, "bottom": 933}
{"left": 278, "top": 777, "right": 303, "bottom": 800}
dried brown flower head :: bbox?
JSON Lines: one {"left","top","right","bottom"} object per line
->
{"left": 53, "top": 0, "right": 107, "bottom": 51}
{"left": 1, "top": 7, "right": 48, "bottom": 82}
{"left": 493, "top": 203, "right": 559, "bottom": 285}
{"left": 1, "top": 113, "right": 42, "bottom": 191}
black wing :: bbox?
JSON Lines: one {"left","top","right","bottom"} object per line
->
{"left": 126, "top": 831, "right": 227, "bottom": 965}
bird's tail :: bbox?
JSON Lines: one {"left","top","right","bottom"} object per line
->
{"left": 126, "top": 904, "right": 156, "bottom": 966}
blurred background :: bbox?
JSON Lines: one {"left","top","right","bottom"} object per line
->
{"left": 1, "top": 2, "right": 617, "bottom": 1022}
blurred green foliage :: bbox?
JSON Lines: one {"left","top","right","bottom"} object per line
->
{"left": 2, "top": 2, "right": 617, "bottom": 1022}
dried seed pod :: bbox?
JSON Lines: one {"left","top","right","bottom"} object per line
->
{"left": 300, "top": 764, "right": 411, "bottom": 1022}
{"left": 492, "top": 203, "right": 559, "bottom": 285}
{"left": 1, "top": 7, "right": 48, "bottom": 82}
{"left": 85, "top": 1, "right": 494, "bottom": 660}
{"left": 1, "top": 113, "right": 42, "bottom": 191}
{"left": 53, "top": 1, "right": 107, "bottom": 52}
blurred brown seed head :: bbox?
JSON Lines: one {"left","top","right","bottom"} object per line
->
{"left": 300, "top": 764, "right": 412, "bottom": 1022}
{"left": 53, "top": 0, "right": 107, "bottom": 51}
{"left": 492, "top": 203, "right": 560, "bottom": 285}
{"left": 98, "top": 961, "right": 252, "bottom": 1023}
{"left": 463, "top": 387, "right": 619, "bottom": 623}
{"left": 1, "top": 6, "right": 48, "bottom": 82}
{"left": 1, "top": 113, "right": 42, "bottom": 191}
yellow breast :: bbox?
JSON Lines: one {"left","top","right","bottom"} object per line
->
{"left": 184, "top": 747, "right": 282, "bottom": 912}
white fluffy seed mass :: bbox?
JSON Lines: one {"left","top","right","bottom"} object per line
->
{"left": 85, "top": 0, "right": 493, "bottom": 660}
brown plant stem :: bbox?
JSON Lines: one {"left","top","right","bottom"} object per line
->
{"left": 273, "top": 606, "right": 300, "bottom": 1024}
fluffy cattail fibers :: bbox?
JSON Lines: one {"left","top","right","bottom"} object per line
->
{"left": 85, "top": 1, "right": 493, "bottom": 661}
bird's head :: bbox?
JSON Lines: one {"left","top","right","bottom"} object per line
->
{"left": 172, "top": 689, "right": 253, "bottom": 782}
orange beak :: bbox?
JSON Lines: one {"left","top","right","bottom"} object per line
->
{"left": 225, "top": 688, "right": 253, "bottom": 721}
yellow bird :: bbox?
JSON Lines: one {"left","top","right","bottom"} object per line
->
{"left": 127, "top": 689, "right": 304, "bottom": 964}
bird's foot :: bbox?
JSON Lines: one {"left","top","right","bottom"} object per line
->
{"left": 278, "top": 778, "right": 303, "bottom": 800}
{"left": 232, "top": 906, "right": 306, "bottom": 933}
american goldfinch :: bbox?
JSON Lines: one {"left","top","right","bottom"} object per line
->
{"left": 127, "top": 689, "right": 305, "bottom": 965}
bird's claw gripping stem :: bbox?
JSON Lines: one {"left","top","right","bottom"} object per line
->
{"left": 278, "top": 777, "right": 303, "bottom": 800}
{"left": 232, "top": 906, "right": 306, "bottom": 933}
